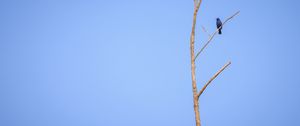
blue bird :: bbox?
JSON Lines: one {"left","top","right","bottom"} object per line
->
{"left": 216, "top": 18, "right": 222, "bottom": 34}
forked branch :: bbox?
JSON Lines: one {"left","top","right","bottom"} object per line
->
{"left": 197, "top": 61, "right": 231, "bottom": 98}
{"left": 194, "top": 0, "right": 202, "bottom": 9}
{"left": 194, "top": 11, "right": 240, "bottom": 60}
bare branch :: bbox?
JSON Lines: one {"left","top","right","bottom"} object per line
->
{"left": 197, "top": 61, "right": 231, "bottom": 98}
{"left": 194, "top": 11, "right": 240, "bottom": 60}
{"left": 201, "top": 25, "right": 211, "bottom": 37}
{"left": 197, "top": 0, "right": 202, "bottom": 9}
{"left": 189, "top": 0, "right": 202, "bottom": 126}
{"left": 193, "top": 0, "right": 202, "bottom": 10}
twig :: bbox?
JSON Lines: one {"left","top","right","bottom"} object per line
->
{"left": 194, "top": 11, "right": 240, "bottom": 60}
{"left": 201, "top": 25, "right": 211, "bottom": 37}
{"left": 197, "top": 61, "right": 231, "bottom": 98}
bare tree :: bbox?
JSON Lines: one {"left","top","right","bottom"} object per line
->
{"left": 189, "top": 0, "right": 239, "bottom": 126}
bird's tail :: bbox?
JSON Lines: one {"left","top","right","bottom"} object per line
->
{"left": 218, "top": 29, "right": 222, "bottom": 34}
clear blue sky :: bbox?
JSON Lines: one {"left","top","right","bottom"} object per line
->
{"left": 1, "top": 0, "right": 300, "bottom": 126}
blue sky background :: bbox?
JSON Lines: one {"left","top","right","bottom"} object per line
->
{"left": 1, "top": 0, "right": 300, "bottom": 126}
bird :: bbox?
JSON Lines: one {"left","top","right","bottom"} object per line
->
{"left": 216, "top": 18, "right": 222, "bottom": 34}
